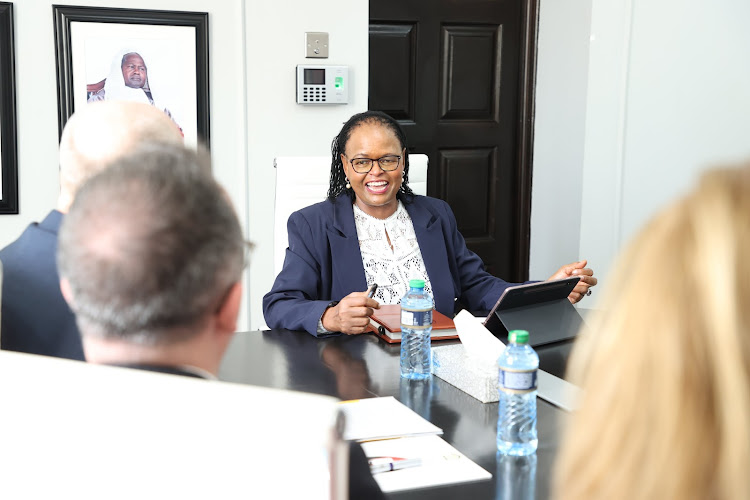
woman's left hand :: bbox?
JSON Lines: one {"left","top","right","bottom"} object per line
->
{"left": 548, "top": 259, "right": 598, "bottom": 304}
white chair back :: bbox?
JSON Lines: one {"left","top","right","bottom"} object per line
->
{"left": 273, "top": 154, "right": 428, "bottom": 275}
{"left": 0, "top": 350, "right": 346, "bottom": 499}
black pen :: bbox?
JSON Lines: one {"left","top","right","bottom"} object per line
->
{"left": 366, "top": 283, "right": 378, "bottom": 298}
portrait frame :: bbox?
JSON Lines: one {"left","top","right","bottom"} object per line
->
{"left": 0, "top": 2, "right": 19, "bottom": 214}
{"left": 53, "top": 5, "right": 210, "bottom": 148}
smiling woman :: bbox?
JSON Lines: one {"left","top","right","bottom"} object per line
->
{"left": 341, "top": 123, "right": 405, "bottom": 219}
{"left": 262, "top": 111, "right": 598, "bottom": 338}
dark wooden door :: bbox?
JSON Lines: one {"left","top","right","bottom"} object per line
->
{"left": 369, "top": 0, "right": 537, "bottom": 282}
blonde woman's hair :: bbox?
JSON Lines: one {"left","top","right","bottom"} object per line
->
{"left": 554, "top": 165, "right": 750, "bottom": 500}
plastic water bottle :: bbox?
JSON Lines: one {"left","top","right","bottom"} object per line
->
{"left": 497, "top": 329, "right": 538, "bottom": 455}
{"left": 400, "top": 279, "right": 432, "bottom": 380}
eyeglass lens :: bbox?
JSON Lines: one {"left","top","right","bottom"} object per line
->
{"left": 350, "top": 155, "right": 400, "bottom": 173}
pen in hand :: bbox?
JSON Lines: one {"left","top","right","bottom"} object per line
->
{"left": 366, "top": 283, "right": 378, "bottom": 299}
{"left": 368, "top": 457, "right": 422, "bottom": 474}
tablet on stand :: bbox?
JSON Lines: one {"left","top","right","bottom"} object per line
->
{"left": 482, "top": 277, "right": 585, "bottom": 348}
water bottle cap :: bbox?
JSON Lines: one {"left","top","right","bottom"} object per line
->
{"left": 508, "top": 330, "right": 529, "bottom": 344}
{"left": 409, "top": 279, "right": 426, "bottom": 288}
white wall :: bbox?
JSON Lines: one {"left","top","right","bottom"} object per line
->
{"left": 577, "top": 0, "right": 750, "bottom": 306}
{"left": 529, "top": 0, "right": 592, "bottom": 280}
{"left": 244, "top": 0, "right": 368, "bottom": 329}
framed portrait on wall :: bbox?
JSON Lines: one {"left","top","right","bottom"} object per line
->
{"left": 0, "top": 2, "right": 19, "bottom": 214}
{"left": 53, "top": 6, "right": 210, "bottom": 148}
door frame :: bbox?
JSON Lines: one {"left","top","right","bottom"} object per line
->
{"left": 513, "top": 0, "right": 539, "bottom": 281}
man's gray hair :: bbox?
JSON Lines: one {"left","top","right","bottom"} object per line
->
{"left": 58, "top": 143, "right": 244, "bottom": 344}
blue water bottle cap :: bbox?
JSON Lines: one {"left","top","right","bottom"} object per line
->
{"left": 508, "top": 330, "right": 529, "bottom": 344}
{"left": 409, "top": 279, "right": 425, "bottom": 288}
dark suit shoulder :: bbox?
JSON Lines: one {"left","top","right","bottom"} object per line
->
{"left": 0, "top": 213, "right": 61, "bottom": 261}
{"left": 0, "top": 210, "right": 83, "bottom": 360}
{"left": 290, "top": 197, "right": 356, "bottom": 237}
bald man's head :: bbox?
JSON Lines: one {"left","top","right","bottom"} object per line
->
{"left": 57, "top": 101, "right": 183, "bottom": 212}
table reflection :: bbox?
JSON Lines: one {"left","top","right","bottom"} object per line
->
{"left": 320, "top": 342, "right": 379, "bottom": 400}
{"left": 496, "top": 454, "right": 537, "bottom": 500}
{"left": 399, "top": 377, "right": 433, "bottom": 421}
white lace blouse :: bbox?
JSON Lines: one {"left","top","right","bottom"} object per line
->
{"left": 353, "top": 201, "right": 433, "bottom": 304}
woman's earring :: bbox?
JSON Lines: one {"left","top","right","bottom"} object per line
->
{"left": 345, "top": 178, "right": 351, "bottom": 189}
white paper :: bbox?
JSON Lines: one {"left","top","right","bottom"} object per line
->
{"left": 338, "top": 396, "right": 442, "bottom": 442}
{"left": 361, "top": 435, "right": 492, "bottom": 492}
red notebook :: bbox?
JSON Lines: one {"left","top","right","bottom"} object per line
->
{"left": 368, "top": 304, "right": 458, "bottom": 344}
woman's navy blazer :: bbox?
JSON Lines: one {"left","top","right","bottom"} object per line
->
{"left": 262, "top": 194, "right": 517, "bottom": 336}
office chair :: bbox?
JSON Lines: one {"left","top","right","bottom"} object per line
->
{"left": 273, "top": 154, "right": 428, "bottom": 276}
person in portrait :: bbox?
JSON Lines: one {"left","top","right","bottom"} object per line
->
{"left": 263, "top": 110, "right": 598, "bottom": 337}
{"left": 554, "top": 165, "right": 750, "bottom": 500}
{"left": 87, "top": 49, "right": 181, "bottom": 132}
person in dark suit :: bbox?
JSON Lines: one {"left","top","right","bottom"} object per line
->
{"left": 263, "top": 110, "right": 598, "bottom": 337}
{"left": 57, "top": 143, "right": 384, "bottom": 499}
{"left": 0, "top": 101, "right": 183, "bottom": 360}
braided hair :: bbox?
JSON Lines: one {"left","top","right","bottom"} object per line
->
{"left": 327, "top": 111, "right": 415, "bottom": 203}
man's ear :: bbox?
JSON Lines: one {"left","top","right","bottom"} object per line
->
{"left": 60, "top": 278, "right": 75, "bottom": 307}
{"left": 215, "top": 281, "right": 242, "bottom": 334}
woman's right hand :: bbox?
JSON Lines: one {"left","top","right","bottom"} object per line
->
{"left": 322, "top": 290, "right": 380, "bottom": 335}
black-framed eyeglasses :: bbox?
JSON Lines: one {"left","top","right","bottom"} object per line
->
{"left": 345, "top": 155, "right": 402, "bottom": 174}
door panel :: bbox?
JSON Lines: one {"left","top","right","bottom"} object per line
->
{"left": 440, "top": 25, "right": 501, "bottom": 121}
{"left": 439, "top": 147, "right": 494, "bottom": 239}
{"left": 369, "top": 23, "right": 417, "bottom": 122}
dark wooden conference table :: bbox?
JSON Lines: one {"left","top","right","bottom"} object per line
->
{"left": 219, "top": 329, "right": 574, "bottom": 500}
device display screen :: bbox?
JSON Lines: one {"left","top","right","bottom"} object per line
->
{"left": 304, "top": 68, "right": 326, "bottom": 85}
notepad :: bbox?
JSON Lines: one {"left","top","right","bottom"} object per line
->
{"left": 368, "top": 304, "right": 458, "bottom": 343}
{"left": 360, "top": 435, "right": 492, "bottom": 492}
{"left": 338, "top": 396, "right": 442, "bottom": 442}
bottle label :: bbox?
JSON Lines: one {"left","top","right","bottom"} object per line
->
{"left": 499, "top": 369, "right": 537, "bottom": 393}
{"left": 401, "top": 309, "right": 432, "bottom": 330}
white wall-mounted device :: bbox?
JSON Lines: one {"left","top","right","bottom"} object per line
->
{"left": 296, "top": 65, "right": 349, "bottom": 104}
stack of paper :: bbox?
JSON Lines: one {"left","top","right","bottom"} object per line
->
{"left": 339, "top": 396, "right": 442, "bottom": 441}
{"left": 339, "top": 397, "right": 492, "bottom": 493}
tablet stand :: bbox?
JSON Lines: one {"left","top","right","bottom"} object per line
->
{"left": 486, "top": 298, "right": 585, "bottom": 348}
